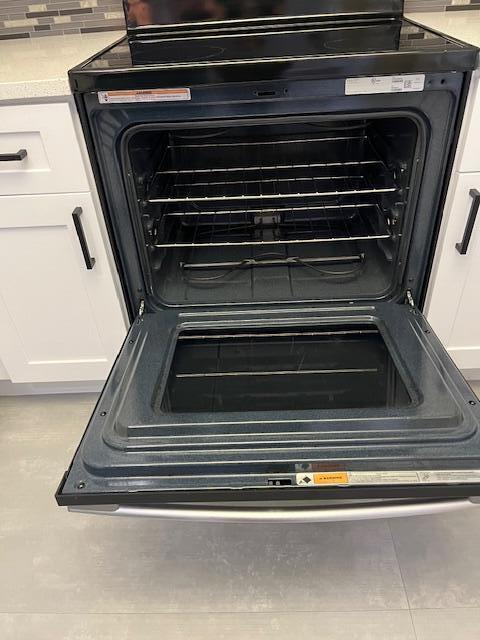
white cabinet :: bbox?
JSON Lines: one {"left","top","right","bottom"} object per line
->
{"left": 427, "top": 174, "right": 480, "bottom": 373}
{"left": 426, "top": 70, "right": 480, "bottom": 377}
{"left": 0, "top": 99, "right": 127, "bottom": 387}
{"left": 0, "top": 193, "right": 126, "bottom": 383}
{"left": 0, "top": 103, "right": 89, "bottom": 196}
{"left": 457, "top": 72, "right": 480, "bottom": 173}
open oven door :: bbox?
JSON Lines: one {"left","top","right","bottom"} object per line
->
{"left": 56, "top": 296, "right": 480, "bottom": 521}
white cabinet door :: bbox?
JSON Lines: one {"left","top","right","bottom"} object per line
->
{"left": 426, "top": 172, "right": 480, "bottom": 374}
{"left": 0, "top": 193, "right": 127, "bottom": 383}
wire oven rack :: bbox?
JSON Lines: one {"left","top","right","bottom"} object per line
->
{"left": 146, "top": 135, "right": 397, "bottom": 204}
{"left": 147, "top": 164, "right": 396, "bottom": 203}
{"left": 152, "top": 203, "right": 392, "bottom": 248}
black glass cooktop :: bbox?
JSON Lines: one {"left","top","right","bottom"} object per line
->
{"left": 82, "top": 20, "right": 470, "bottom": 71}
{"left": 70, "top": 17, "right": 477, "bottom": 93}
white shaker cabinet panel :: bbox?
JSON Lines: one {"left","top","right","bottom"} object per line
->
{"left": 458, "top": 72, "right": 480, "bottom": 173}
{"left": 0, "top": 193, "right": 126, "bottom": 383}
{"left": 0, "top": 358, "right": 8, "bottom": 380}
{"left": 0, "top": 103, "right": 89, "bottom": 196}
{"left": 426, "top": 172, "right": 480, "bottom": 374}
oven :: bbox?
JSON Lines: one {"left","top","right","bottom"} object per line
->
{"left": 56, "top": 0, "right": 480, "bottom": 521}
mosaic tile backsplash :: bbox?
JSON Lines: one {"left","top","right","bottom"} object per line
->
{"left": 0, "top": 0, "right": 125, "bottom": 39}
{"left": 0, "top": 0, "right": 479, "bottom": 41}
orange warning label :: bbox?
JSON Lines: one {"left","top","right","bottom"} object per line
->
{"left": 314, "top": 472, "right": 349, "bottom": 485}
{"left": 296, "top": 472, "right": 349, "bottom": 486}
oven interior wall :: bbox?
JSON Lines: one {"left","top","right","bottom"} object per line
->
{"left": 127, "top": 117, "right": 418, "bottom": 306}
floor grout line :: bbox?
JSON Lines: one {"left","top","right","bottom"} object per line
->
{"left": 407, "top": 606, "right": 480, "bottom": 611}
{"left": 408, "top": 609, "right": 419, "bottom": 640}
{"left": 387, "top": 520, "right": 418, "bottom": 640}
{"left": 3, "top": 606, "right": 480, "bottom": 615}
{"left": 0, "top": 609, "right": 413, "bottom": 616}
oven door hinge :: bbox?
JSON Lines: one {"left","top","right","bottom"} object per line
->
{"left": 138, "top": 299, "right": 145, "bottom": 318}
{"left": 405, "top": 289, "right": 416, "bottom": 308}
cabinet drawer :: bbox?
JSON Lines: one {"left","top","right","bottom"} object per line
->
{"left": 0, "top": 102, "right": 89, "bottom": 195}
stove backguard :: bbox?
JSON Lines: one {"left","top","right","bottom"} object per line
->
{"left": 123, "top": 0, "right": 404, "bottom": 33}
{"left": 125, "top": 115, "right": 420, "bottom": 306}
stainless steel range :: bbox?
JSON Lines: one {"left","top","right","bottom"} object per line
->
{"left": 56, "top": 0, "right": 480, "bottom": 522}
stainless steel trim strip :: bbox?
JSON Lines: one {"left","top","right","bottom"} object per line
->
{"left": 130, "top": 14, "right": 398, "bottom": 31}
{"left": 69, "top": 499, "right": 476, "bottom": 523}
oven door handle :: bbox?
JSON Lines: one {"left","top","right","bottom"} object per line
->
{"left": 69, "top": 498, "right": 477, "bottom": 523}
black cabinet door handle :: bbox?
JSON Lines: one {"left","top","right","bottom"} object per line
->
{"left": 0, "top": 149, "right": 27, "bottom": 162}
{"left": 456, "top": 189, "right": 480, "bottom": 255}
{"left": 72, "top": 207, "right": 96, "bottom": 270}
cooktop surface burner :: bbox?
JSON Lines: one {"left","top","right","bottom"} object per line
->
{"left": 137, "top": 22, "right": 401, "bottom": 65}
{"left": 150, "top": 43, "right": 227, "bottom": 63}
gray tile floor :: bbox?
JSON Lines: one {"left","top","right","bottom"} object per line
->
{"left": 1, "top": 391, "right": 480, "bottom": 640}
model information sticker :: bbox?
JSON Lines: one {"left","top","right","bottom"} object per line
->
{"left": 345, "top": 74, "right": 425, "bottom": 96}
{"left": 98, "top": 88, "right": 191, "bottom": 104}
{"left": 295, "top": 470, "right": 480, "bottom": 487}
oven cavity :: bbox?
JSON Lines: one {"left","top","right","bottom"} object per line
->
{"left": 126, "top": 117, "right": 419, "bottom": 305}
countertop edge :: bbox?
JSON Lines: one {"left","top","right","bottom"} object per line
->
{"left": 405, "top": 11, "right": 480, "bottom": 55}
{"left": 0, "top": 31, "right": 125, "bottom": 103}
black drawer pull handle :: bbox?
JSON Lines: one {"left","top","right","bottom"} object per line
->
{"left": 0, "top": 149, "right": 27, "bottom": 162}
{"left": 72, "top": 207, "right": 96, "bottom": 270}
{"left": 456, "top": 189, "right": 480, "bottom": 255}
